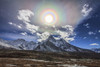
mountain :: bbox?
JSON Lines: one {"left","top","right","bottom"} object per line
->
{"left": 0, "top": 39, "right": 38, "bottom": 50}
{"left": 35, "top": 35, "right": 93, "bottom": 53}
{"left": 35, "top": 39, "right": 65, "bottom": 52}
{"left": 91, "top": 48, "right": 100, "bottom": 53}
{"left": 8, "top": 39, "right": 39, "bottom": 50}
{"left": 0, "top": 39, "right": 17, "bottom": 50}
{"left": 0, "top": 36, "right": 94, "bottom": 53}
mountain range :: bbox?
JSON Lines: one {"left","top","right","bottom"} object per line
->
{"left": 0, "top": 35, "right": 96, "bottom": 53}
{"left": 91, "top": 48, "right": 100, "bottom": 53}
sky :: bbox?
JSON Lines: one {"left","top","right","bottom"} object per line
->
{"left": 0, "top": 0, "right": 100, "bottom": 49}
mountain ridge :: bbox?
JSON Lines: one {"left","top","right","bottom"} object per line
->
{"left": 35, "top": 35, "right": 94, "bottom": 53}
{"left": 91, "top": 48, "right": 100, "bottom": 53}
{"left": 0, "top": 36, "right": 94, "bottom": 53}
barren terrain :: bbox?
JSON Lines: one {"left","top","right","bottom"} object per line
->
{"left": 0, "top": 50, "right": 100, "bottom": 67}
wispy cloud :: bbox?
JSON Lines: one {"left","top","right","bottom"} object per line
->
{"left": 83, "top": 23, "right": 90, "bottom": 28}
{"left": 98, "top": 30, "right": 100, "bottom": 33}
{"left": 56, "top": 25, "right": 75, "bottom": 42}
{"left": 8, "top": 22, "right": 22, "bottom": 29}
{"left": 81, "top": 4, "right": 93, "bottom": 17}
{"left": 17, "top": 9, "right": 39, "bottom": 34}
{"left": 20, "top": 32, "right": 27, "bottom": 36}
{"left": 35, "top": 25, "right": 75, "bottom": 42}
{"left": 90, "top": 43, "right": 99, "bottom": 46}
{"left": 0, "top": 33, "right": 37, "bottom": 41}
{"left": 88, "top": 31, "right": 96, "bottom": 35}
{"left": 83, "top": 37, "right": 87, "bottom": 39}
{"left": 17, "top": 9, "right": 34, "bottom": 22}
{"left": 37, "top": 32, "right": 50, "bottom": 42}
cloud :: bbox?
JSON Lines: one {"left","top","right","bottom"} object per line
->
{"left": 56, "top": 25, "right": 75, "bottom": 42}
{"left": 37, "top": 32, "right": 50, "bottom": 42}
{"left": 8, "top": 22, "right": 22, "bottom": 29}
{"left": 17, "top": 9, "right": 34, "bottom": 22}
{"left": 88, "top": 31, "right": 96, "bottom": 35}
{"left": 84, "top": 23, "right": 89, "bottom": 28}
{"left": 10, "top": 9, "right": 75, "bottom": 43}
{"left": 90, "top": 43, "right": 99, "bottom": 46}
{"left": 17, "top": 9, "right": 39, "bottom": 34}
{"left": 17, "top": 25, "right": 22, "bottom": 29}
{"left": 0, "top": 33, "right": 37, "bottom": 41}
{"left": 95, "top": 37, "right": 98, "bottom": 39}
{"left": 35, "top": 25, "right": 75, "bottom": 42}
{"left": 25, "top": 22, "right": 39, "bottom": 34}
{"left": 81, "top": 4, "right": 93, "bottom": 17}
{"left": 62, "top": 25, "right": 74, "bottom": 32}
{"left": 9, "top": 22, "right": 13, "bottom": 25}
{"left": 98, "top": 30, "right": 100, "bottom": 33}
{"left": 83, "top": 37, "right": 87, "bottom": 39}
{"left": 20, "top": 32, "right": 27, "bottom": 35}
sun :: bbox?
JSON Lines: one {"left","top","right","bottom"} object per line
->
{"left": 40, "top": 9, "right": 59, "bottom": 26}
{"left": 44, "top": 14, "right": 53, "bottom": 23}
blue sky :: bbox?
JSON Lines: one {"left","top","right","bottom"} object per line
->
{"left": 0, "top": 0, "right": 100, "bottom": 49}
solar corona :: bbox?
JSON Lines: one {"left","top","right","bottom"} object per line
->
{"left": 41, "top": 9, "right": 58, "bottom": 26}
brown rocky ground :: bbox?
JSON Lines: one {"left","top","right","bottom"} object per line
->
{"left": 0, "top": 50, "right": 100, "bottom": 67}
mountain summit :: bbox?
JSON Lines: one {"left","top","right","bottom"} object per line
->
{"left": 35, "top": 35, "right": 93, "bottom": 53}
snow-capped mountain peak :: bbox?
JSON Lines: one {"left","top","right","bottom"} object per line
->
{"left": 0, "top": 37, "right": 94, "bottom": 53}
{"left": 91, "top": 48, "right": 100, "bottom": 53}
{"left": 0, "top": 38, "right": 38, "bottom": 50}
{"left": 35, "top": 35, "right": 93, "bottom": 53}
